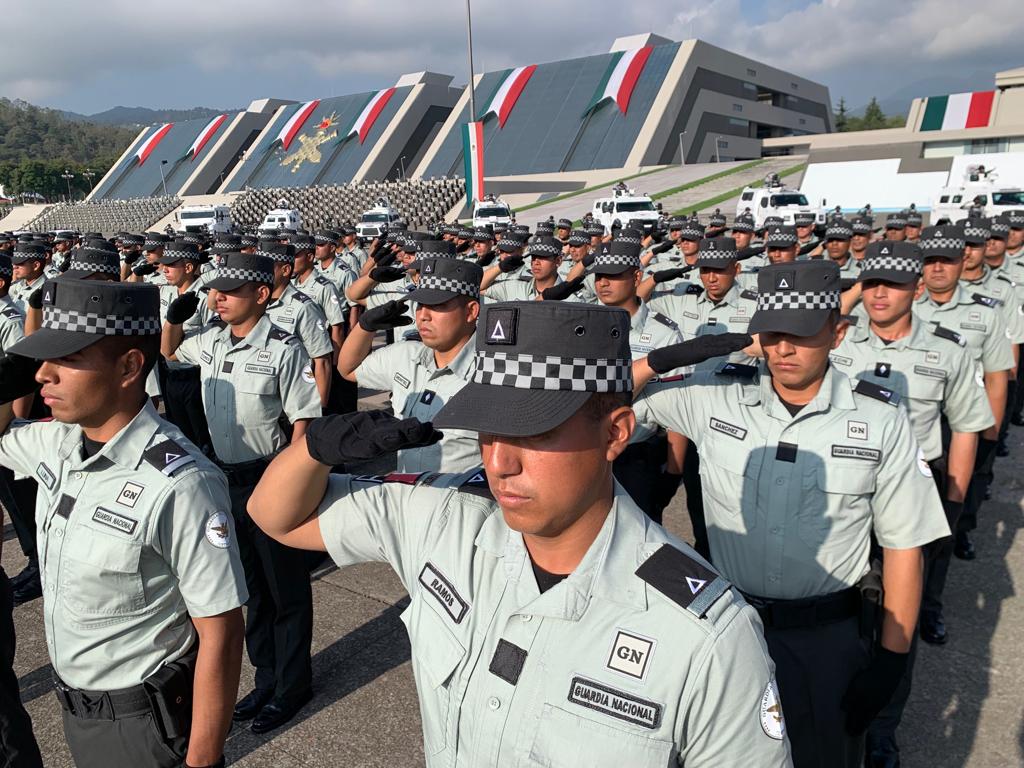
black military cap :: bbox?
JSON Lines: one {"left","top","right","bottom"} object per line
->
{"left": 156, "top": 242, "right": 200, "bottom": 265}
{"left": 850, "top": 216, "right": 873, "bottom": 235}
{"left": 762, "top": 216, "right": 785, "bottom": 229}
{"left": 401, "top": 233, "right": 430, "bottom": 254}
{"left": 614, "top": 228, "right": 643, "bottom": 249}
{"left": 557, "top": 218, "right": 573, "bottom": 230}
{"left": 918, "top": 225, "right": 965, "bottom": 260}
{"left": 592, "top": 240, "right": 642, "bottom": 275}
{"left": 962, "top": 220, "right": 990, "bottom": 245}
{"left": 1007, "top": 210, "right": 1024, "bottom": 229}
{"left": 413, "top": 239, "right": 455, "bottom": 259}
{"left": 695, "top": 237, "right": 738, "bottom": 269}
{"left": 567, "top": 229, "right": 589, "bottom": 247}
{"left": 497, "top": 237, "right": 521, "bottom": 253}
{"left": 492, "top": 222, "right": 509, "bottom": 235}
{"left": 177, "top": 232, "right": 204, "bottom": 246}
{"left": 341, "top": 225, "right": 357, "bottom": 236}
{"left": 584, "top": 223, "right": 605, "bottom": 237}
{"left": 314, "top": 229, "right": 341, "bottom": 245}
{"left": 9, "top": 278, "right": 161, "bottom": 360}
{"left": 748, "top": 261, "right": 841, "bottom": 337}
{"left": 143, "top": 232, "right": 170, "bottom": 251}
{"left": 240, "top": 233, "right": 259, "bottom": 248}
{"left": 211, "top": 234, "right": 242, "bottom": 253}
{"left": 731, "top": 214, "right": 755, "bottom": 233}
{"left": 667, "top": 216, "right": 686, "bottom": 231}
{"left": 11, "top": 244, "right": 46, "bottom": 263}
{"left": 289, "top": 233, "right": 315, "bottom": 251}
{"left": 457, "top": 227, "right": 475, "bottom": 240}
{"left": 793, "top": 212, "right": 816, "bottom": 227}
{"left": 121, "top": 233, "right": 146, "bottom": 247}
{"left": 825, "top": 219, "right": 854, "bottom": 241}
{"left": 709, "top": 209, "right": 727, "bottom": 229}
{"left": 906, "top": 208, "right": 923, "bottom": 227}
{"left": 205, "top": 253, "right": 275, "bottom": 291}
{"left": 857, "top": 241, "right": 922, "bottom": 285}
{"left": 678, "top": 221, "right": 705, "bottom": 242}
{"left": 53, "top": 232, "right": 76, "bottom": 243}
{"left": 765, "top": 225, "right": 798, "bottom": 248}
{"left": 0, "top": 254, "right": 11, "bottom": 280}
{"left": 511, "top": 224, "right": 531, "bottom": 236}
{"left": 989, "top": 216, "right": 1011, "bottom": 240}
{"left": 434, "top": 302, "right": 632, "bottom": 437}
{"left": 473, "top": 226, "right": 495, "bottom": 242}
{"left": 63, "top": 246, "right": 122, "bottom": 279}
{"left": 527, "top": 236, "right": 563, "bottom": 259}
{"left": 884, "top": 213, "right": 907, "bottom": 230}
{"left": 257, "top": 241, "right": 296, "bottom": 264}
{"left": 407, "top": 258, "right": 483, "bottom": 305}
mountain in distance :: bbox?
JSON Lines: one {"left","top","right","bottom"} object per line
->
{"left": 61, "top": 105, "right": 237, "bottom": 127}
{"left": 850, "top": 69, "right": 996, "bottom": 117}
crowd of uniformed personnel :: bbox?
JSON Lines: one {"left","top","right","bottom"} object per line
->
{"left": 0, "top": 200, "right": 1022, "bottom": 767}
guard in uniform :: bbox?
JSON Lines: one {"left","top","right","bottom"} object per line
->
{"left": 130, "top": 233, "right": 170, "bottom": 285}
{"left": 0, "top": 278, "right": 247, "bottom": 768}
{"left": 161, "top": 253, "right": 321, "bottom": 735}
{"left": 883, "top": 212, "right": 907, "bottom": 242}
{"left": 793, "top": 212, "right": 818, "bottom": 254}
{"left": 10, "top": 244, "right": 47, "bottom": 312}
{"left": 850, "top": 217, "right": 872, "bottom": 263}
{"left": 483, "top": 236, "right": 567, "bottom": 302}
{"left": 249, "top": 300, "right": 793, "bottom": 767}
{"left": 480, "top": 236, "right": 530, "bottom": 289}
{"left": 631, "top": 261, "right": 949, "bottom": 767}
{"left": 823, "top": 219, "right": 860, "bottom": 279}
{"left": 338, "top": 257, "right": 483, "bottom": 473}
{"left": 640, "top": 219, "right": 703, "bottom": 294}
{"left": 347, "top": 235, "right": 422, "bottom": 338}
{"left": 905, "top": 207, "right": 923, "bottom": 243}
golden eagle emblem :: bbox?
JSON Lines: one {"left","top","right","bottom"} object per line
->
{"left": 281, "top": 112, "right": 338, "bottom": 173}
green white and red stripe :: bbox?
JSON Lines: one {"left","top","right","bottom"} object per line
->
{"left": 276, "top": 100, "right": 321, "bottom": 150}
{"left": 585, "top": 47, "right": 653, "bottom": 116}
{"left": 344, "top": 88, "right": 397, "bottom": 144}
{"left": 462, "top": 121, "right": 484, "bottom": 203}
{"left": 135, "top": 123, "right": 173, "bottom": 165}
{"left": 184, "top": 114, "right": 228, "bottom": 160}
{"left": 921, "top": 91, "right": 995, "bottom": 131}
{"left": 482, "top": 65, "right": 537, "bottom": 128}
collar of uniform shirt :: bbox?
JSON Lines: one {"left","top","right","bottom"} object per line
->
{"left": 744, "top": 365, "right": 857, "bottom": 417}
{"left": 215, "top": 313, "right": 274, "bottom": 349}
{"left": 56, "top": 399, "right": 163, "bottom": 470}
{"left": 415, "top": 331, "right": 477, "bottom": 378}
{"left": 696, "top": 283, "right": 741, "bottom": 307}
{"left": 629, "top": 301, "right": 651, "bottom": 333}
{"left": 473, "top": 481, "right": 649, "bottom": 615}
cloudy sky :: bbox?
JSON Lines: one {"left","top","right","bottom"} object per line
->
{"left": 5, "top": 0, "right": 1022, "bottom": 115}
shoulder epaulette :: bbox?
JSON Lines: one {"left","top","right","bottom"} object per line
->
{"left": 972, "top": 293, "right": 1001, "bottom": 308}
{"left": 635, "top": 544, "right": 730, "bottom": 619}
{"left": 854, "top": 378, "right": 901, "bottom": 406}
{"left": 714, "top": 361, "right": 758, "bottom": 379}
{"left": 457, "top": 470, "right": 493, "bottom": 500}
{"left": 740, "top": 289, "right": 758, "bottom": 300}
{"left": 685, "top": 283, "right": 704, "bottom": 295}
{"left": 291, "top": 291, "right": 312, "bottom": 304}
{"left": 652, "top": 311, "right": 678, "bottom": 330}
{"left": 518, "top": 274, "right": 533, "bottom": 282}
{"left": 143, "top": 438, "right": 196, "bottom": 477}
{"left": 210, "top": 318, "right": 227, "bottom": 329}
{"left": 933, "top": 324, "right": 966, "bottom": 347}
{"left": 268, "top": 326, "right": 297, "bottom": 343}
{"left": 842, "top": 313, "right": 860, "bottom": 326}
{"left": 0, "top": 306, "right": 22, "bottom": 319}
{"left": 996, "top": 273, "right": 1016, "bottom": 286}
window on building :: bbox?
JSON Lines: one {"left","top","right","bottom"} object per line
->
{"left": 733, "top": 103, "right": 743, "bottom": 112}
{"left": 791, "top": 82, "right": 799, "bottom": 90}
{"left": 743, "top": 82, "right": 757, "bottom": 92}
{"left": 747, "top": 68, "right": 757, "bottom": 77}
{"left": 798, "top": 118, "right": 807, "bottom": 125}
{"left": 729, "top": 118, "right": 749, "bottom": 128}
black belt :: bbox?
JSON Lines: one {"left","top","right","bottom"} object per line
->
{"left": 216, "top": 457, "right": 271, "bottom": 486}
{"left": 742, "top": 587, "right": 861, "bottom": 630}
{"left": 54, "top": 677, "right": 152, "bottom": 720}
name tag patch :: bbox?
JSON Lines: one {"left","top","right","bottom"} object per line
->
{"left": 92, "top": 507, "right": 138, "bottom": 535}
{"left": 394, "top": 373, "right": 411, "bottom": 388}
{"left": 961, "top": 322, "right": 986, "bottom": 332}
{"left": 831, "top": 445, "right": 881, "bottom": 462}
{"left": 607, "top": 630, "right": 655, "bottom": 681}
{"left": 116, "top": 482, "right": 144, "bottom": 508}
{"left": 913, "top": 365, "right": 945, "bottom": 380}
{"left": 200, "top": 351, "right": 213, "bottom": 364}
{"left": 419, "top": 563, "right": 469, "bottom": 624}
{"left": 36, "top": 462, "right": 56, "bottom": 490}
{"left": 829, "top": 354, "right": 852, "bottom": 367}
{"left": 709, "top": 417, "right": 747, "bottom": 440}
{"left": 567, "top": 676, "right": 662, "bottom": 730}
{"left": 244, "top": 363, "right": 276, "bottom": 376}
{"left": 639, "top": 333, "right": 652, "bottom": 344}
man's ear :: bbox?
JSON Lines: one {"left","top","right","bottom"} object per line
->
{"left": 605, "top": 406, "right": 636, "bottom": 463}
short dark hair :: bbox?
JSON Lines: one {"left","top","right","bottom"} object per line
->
{"left": 579, "top": 391, "right": 632, "bottom": 422}
{"left": 94, "top": 334, "right": 161, "bottom": 381}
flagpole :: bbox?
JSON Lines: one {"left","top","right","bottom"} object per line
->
{"left": 465, "top": 0, "right": 477, "bottom": 121}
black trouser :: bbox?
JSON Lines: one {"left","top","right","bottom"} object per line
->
{"left": 960, "top": 436, "right": 997, "bottom": 533}
{"left": 158, "top": 362, "right": 212, "bottom": 456}
{"left": 224, "top": 461, "right": 313, "bottom": 703}
{"left": 0, "top": 468, "right": 37, "bottom": 564}
{"left": 751, "top": 596, "right": 867, "bottom": 768}
{"left": 921, "top": 459, "right": 951, "bottom": 617}
{"left": 681, "top": 447, "right": 709, "bottom": 560}
{"left": 0, "top": 568, "right": 43, "bottom": 768}
{"left": 999, "top": 380, "right": 1016, "bottom": 446}
{"left": 326, "top": 368, "right": 358, "bottom": 415}
{"left": 613, "top": 433, "right": 667, "bottom": 524}
{"left": 56, "top": 648, "right": 196, "bottom": 768}
{"left": 1013, "top": 344, "right": 1024, "bottom": 422}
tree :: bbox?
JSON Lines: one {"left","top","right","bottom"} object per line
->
{"left": 860, "top": 98, "right": 888, "bottom": 130}
{"left": 834, "top": 97, "right": 848, "bottom": 132}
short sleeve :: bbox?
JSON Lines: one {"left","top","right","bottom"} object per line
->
{"left": 278, "top": 342, "right": 322, "bottom": 422}
{"left": 980, "top": 311, "right": 1014, "bottom": 372}
{"left": 0, "top": 316, "right": 25, "bottom": 353}
{"left": 174, "top": 323, "right": 215, "bottom": 366}
{"left": 357, "top": 342, "right": 406, "bottom": 391}
{"left": 632, "top": 375, "right": 706, "bottom": 441}
{"left": 295, "top": 304, "right": 333, "bottom": 359}
{"left": 0, "top": 419, "right": 57, "bottom": 477}
{"left": 942, "top": 347, "right": 995, "bottom": 434}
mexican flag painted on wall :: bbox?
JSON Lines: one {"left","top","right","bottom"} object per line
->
{"left": 583, "top": 46, "right": 654, "bottom": 116}
{"left": 462, "top": 121, "right": 484, "bottom": 204}
{"left": 920, "top": 91, "right": 995, "bottom": 131}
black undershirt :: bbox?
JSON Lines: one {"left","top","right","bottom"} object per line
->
{"left": 81, "top": 436, "right": 106, "bottom": 459}
{"left": 229, "top": 333, "right": 245, "bottom": 347}
{"left": 531, "top": 559, "right": 569, "bottom": 594}
{"left": 778, "top": 397, "right": 806, "bottom": 417}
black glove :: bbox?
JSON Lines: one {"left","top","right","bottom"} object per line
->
{"left": 798, "top": 240, "right": 822, "bottom": 256}
{"left": 841, "top": 648, "right": 908, "bottom": 735}
{"left": 27, "top": 287, "right": 44, "bottom": 310}
{"left": 305, "top": 411, "right": 442, "bottom": 466}
{"left": 737, "top": 245, "right": 765, "bottom": 261}
{"left": 475, "top": 251, "right": 496, "bottom": 267}
{"left": 498, "top": 255, "right": 525, "bottom": 273}
{"left": 358, "top": 300, "right": 413, "bottom": 331}
{"left": 647, "top": 333, "right": 753, "bottom": 374}
{"left": 0, "top": 354, "right": 41, "bottom": 404}
{"left": 372, "top": 249, "right": 397, "bottom": 268}
{"left": 132, "top": 262, "right": 159, "bottom": 277}
{"left": 652, "top": 267, "right": 689, "bottom": 284}
{"left": 582, "top": 252, "right": 596, "bottom": 269}
{"left": 122, "top": 250, "right": 141, "bottom": 265}
{"left": 369, "top": 266, "right": 406, "bottom": 283}
{"left": 651, "top": 241, "right": 674, "bottom": 256}
{"left": 166, "top": 292, "right": 201, "bottom": 325}
{"left": 840, "top": 278, "right": 858, "bottom": 293}
{"left": 542, "top": 276, "right": 585, "bottom": 301}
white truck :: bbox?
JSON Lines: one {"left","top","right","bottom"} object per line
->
{"left": 591, "top": 184, "right": 660, "bottom": 231}
{"left": 357, "top": 199, "right": 403, "bottom": 240}
{"left": 931, "top": 165, "right": 1024, "bottom": 224}
{"left": 737, "top": 174, "right": 819, "bottom": 228}
{"left": 258, "top": 208, "right": 303, "bottom": 233}
{"left": 176, "top": 204, "right": 233, "bottom": 234}
{"left": 472, "top": 195, "right": 514, "bottom": 229}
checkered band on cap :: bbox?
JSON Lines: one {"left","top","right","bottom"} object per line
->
{"left": 709, "top": 214, "right": 727, "bottom": 227}
{"left": 668, "top": 217, "right": 686, "bottom": 229}
{"left": 473, "top": 350, "right": 632, "bottom": 393}
{"left": 757, "top": 290, "right": 840, "bottom": 311}
{"left": 731, "top": 217, "right": 754, "bottom": 233}
{"left": 766, "top": 228, "right": 797, "bottom": 246}
{"left": 907, "top": 211, "right": 923, "bottom": 226}
{"left": 418, "top": 245, "right": 453, "bottom": 259}
{"left": 240, "top": 235, "right": 258, "bottom": 246}
{"left": 13, "top": 249, "right": 44, "bottom": 260}
{"left": 163, "top": 248, "right": 202, "bottom": 263}
{"left": 457, "top": 228, "right": 475, "bottom": 239}
{"left": 679, "top": 224, "right": 704, "bottom": 240}
{"left": 179, "top": 233, "right": 203, "bottom": 245}
{"left": 990, "top": 219, "right": 1010, "bottom": 237}
{"left": 826, "top": 223, "right": 854, "bottom": 239}
{"left": 584, "top": 225, "right": 605, "bottom": 236}
{"left": 886, "top": 215, "right": 907, "bottom": 228}
{"left": 851, "top": 218, "right": 872, "bottom": 234}
{"left": 419, "top": 274, "right": 479, "bottom": 299}
{"left": 473, "top": 228, "right": 494, "bottom": 240}
{"left": 861, "top": 255, "right": 921, "bottom": 275}
{"left": 794, "top": 213, "right": 815, "bottom": 225}
{"left": 215, "top": 265, "right": 274, "bottom": 284}
{"left": 528, "top": 241, "right": 561, "bottom": 257}
{"left": 615, "top": 235, "right": 642, "bottom": 247}
{"left": 557, "top": 218, "right": 573, "bottom": 229}
{"left": 0, "top": 261, "right": 11, "bottom": 279}
{"left": 143, "top": 237, "right": 166, "bottom": 249}
{"left": 1007, "top": 211, "right": 1024, "bottom": 228}
{"left": 497, "top": 238, "right": 519, "bottom": 250}
{"left": 920, "top": 234, "right": 965, "bottom": 255}
{"left": 593, "top": 251, "right": 641, "bottom": 270}
{"left": 42, "top": 306, "right": 161, "bottom": 336}
{"left": 963, "top": 223, "right": 990, "bottom": 242}
{"left": 256, "top": 249, "right": 293, "bottom": 264}
{"left": 314, "top": 231, "right": 339, "bottom": 244}
{"left": 698, "top": 246, "right": 736, "bottom": 262}
{"left": 67, "top": 258, "right": 119, "bottom": 275}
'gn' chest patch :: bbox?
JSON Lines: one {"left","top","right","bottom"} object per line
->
{"left": 418, "top": 563, "right": 469, "bottom": 623}
{"left": 567, "top": 676, "right": 662, "bottom": 730}
{"left": 116, "top": 482, "right": 144, "bottom": 508}
{"left": 607, "top": 630, "right": 655, "bottom": 680}
{"left": 91, "top": 507, "right": 138, "bottom": 535}
{"left": 709, "top": 417, "right": 747, "bottom": 440}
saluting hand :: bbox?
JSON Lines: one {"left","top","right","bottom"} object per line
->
{"left": 647, "top": 333, "right": 753, "bottom": 374}
{"left": 358, "top": 300, "right": 413, "bottom": 331}
{"left": 541, "top": 276, "right": 585, "bottom": 301}
{"left": 132, "top": 262, "right": 159, "bottom": 277}
{"left": 498, "top": 255, "right": 525, "bottom": 273}
{"left": 0, "top": 354, "right": 41, "bottom": 404}
{"left": 305, "top": 411, "right": 442, "bottom": 466}
{"left": 166, "top": 292, "right": 201, "bottom": 325}
{"left": 652, "top": 267, "right": 691, "bottom": 284}
{"left": 369, "top": 266, "right": 407, "bottom": 283}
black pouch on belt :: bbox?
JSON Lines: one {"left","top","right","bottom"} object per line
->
{"left": 143, "top": 644, "right": 198, "bottom": 740}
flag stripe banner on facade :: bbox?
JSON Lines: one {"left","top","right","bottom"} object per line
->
{"left": 135, "top": 123, "right": 174, "bottom": 165}
{"left": 349, "top": 88, "right": 397, "bottom": 144}
{"left": 276, "top": 100, "right": 321, "bottom": 150}
{"left": 585, "top": 47, "right": 654, "bottom": 116}
{"left": 184, "top": 114, "right": 228, "bottom": 160}
{"left": 481, "top": 65, "right": 538, "bottom": 128}
{"left": 921, "top": 91, "right": 995, "bottom": 131}
{"left": 462, "top": 121, "right": 484, "bottom": 203}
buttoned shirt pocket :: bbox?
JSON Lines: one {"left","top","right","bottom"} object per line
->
{"left": 798, "top": 464, "right": 876, "bottom": 550}
{"left": 528, "top": 703, "right": 673, "bottom": 767}
{"left": 61, "top": 526, "right": 145, "bottom": 625}
{"left": 698, "top": 438, "right": 755, "bottom": 530}
{"left": 236, "top": 373, "right": 279, "bottom": 418}
{"left": 399, "top": 595, "right": 467, "bottom": 756}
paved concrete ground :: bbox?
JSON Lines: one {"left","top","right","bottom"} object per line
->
{"left": 6, "top": 400, "right": 1024, "bottom": 767}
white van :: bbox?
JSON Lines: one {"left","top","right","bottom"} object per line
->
{"left": 258, "top": 208, "right": 303, "bottom": 233}
{"left": 177, "top": 204, "right": 233, "bottom": 234}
